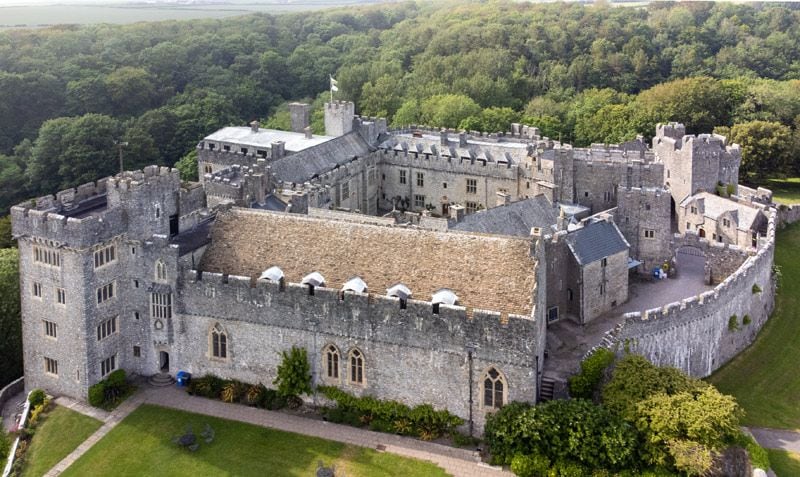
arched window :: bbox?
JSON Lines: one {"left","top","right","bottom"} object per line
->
{"left": 483, "top": 367, "right": 506, "bottom": 410}
{"left": 210, "top": 323, "right": 228, "bottom": 359}
{"left": 349, "top": 349, "right": 364, "bottom": 385}
{"left": 324, "top": 345, "right": 339, "bottom": 380}
{"left": 204, "top": 164, "right": 213, "bottom": 174}
{"left": 155, "top": 260, "right": 167, "bottom": 281}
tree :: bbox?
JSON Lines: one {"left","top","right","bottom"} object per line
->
{"left": 459, "top": 107, "right": 521, "bottom": 134}
{"left": 0, "top": 216, "right": 14, "bottom": 249}
{"left": 26, "top": 114, "right": 123, "bottom": 194}
{"left": 0, "top": 248, "right": 22, "bottom": 388}
{"left": 392, "top": 99, "right": 422, "bottom": 127}
{"left": 419, "top": 94, "right": 481, "bottom": 129}
{"left": 175, "top": 150, "right": 198, "bottom": 182}
{"left": 720, "top": 120, "right": 793, "bottom": 181}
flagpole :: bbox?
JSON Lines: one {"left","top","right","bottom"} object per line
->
{"left": 330, "top": 74, "right": 333, "bottom": 103}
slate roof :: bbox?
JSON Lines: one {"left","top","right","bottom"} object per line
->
{"left": 270, "top": 132, "right": 372, "bottom": 184}
{"left": 199, "top": 208, "right": 538, "bottom": 316}
{"left": 565, "top": 220, "right": 629, "bottom": 265}
{"left": 679, "top": 192, "right": 764, "bottom": 231}
{"left": 171, "top": 215, "right": 215, "bottom": 256}
{"left": 449, "top": 195, "right": 558, "bottom": 237}
{"left": 252, "top": 194, "right": 288, "bottom": 212}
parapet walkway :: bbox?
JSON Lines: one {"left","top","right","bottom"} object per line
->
{"left": 45, "top": 385, "right": 512, "bottom": 477}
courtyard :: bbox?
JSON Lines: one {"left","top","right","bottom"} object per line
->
{"left": 545, "top": 249, "right": 713, "bottom": 380}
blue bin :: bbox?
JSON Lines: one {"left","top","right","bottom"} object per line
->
{"left": 176, "top": 371, "right": 191, "bottom": 387}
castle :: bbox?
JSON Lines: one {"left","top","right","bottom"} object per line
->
{"left": 10, "top": 100, "right": 777, "bottom": 433}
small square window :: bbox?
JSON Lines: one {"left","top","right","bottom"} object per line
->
{"left": 133, "top": 346, "right": 141, "bottom": 357}
{"left": 443, "top": 182, "right": 447, "bottom": 189}
{"left": 134, "top": 280, "right": 139, "bottom": 288}
{"left": 131, "top": 247, "right": 136, "bottom": 255}
{"left": 584, "top": 192, "right": 589, "bottom": 197}
{"left": 601, "top": 257, "right": 608, "bottom": 267}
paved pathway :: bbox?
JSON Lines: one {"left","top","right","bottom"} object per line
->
{"left": 749, "top": 427, "right": 800, "bottom": 454}
{"left": 44, "top": 385, "right": 511, "bottom": 477}
{"left": 1, "top": 390, "right": 25, "bottom": 433}
{"left": 53, "top": 396, "right": 110, "bottom": 422}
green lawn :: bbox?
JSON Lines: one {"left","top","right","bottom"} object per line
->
{"left": 61, "top": 404, "right": 450, "bottom": 477}
{"left": 764, "top": 178, "right": 800, "bottom": 205}
{"left": 708, "top": 222, "right": 800, "bottom": 429}
{"left": 21, "top": 405, "right": 103, "bottom": 477}
{"left": 767, "top": 450, "right": 800, "bottom": 477}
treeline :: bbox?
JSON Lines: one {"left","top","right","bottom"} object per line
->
{"left": 3, "top": 1, "right": 800, "bottom": 213}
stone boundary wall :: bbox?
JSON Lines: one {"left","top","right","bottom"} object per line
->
{"left": 308, "top": 207, "right": 396, "bottom": 226}
{"left": 2, "top": 387, "right": 29, "bottom": 477}
{"left": 588, "top": 208, "right": 777, "bottom": 378}
{"left": 0, "top": 377, "right": 23, "bottom": 420}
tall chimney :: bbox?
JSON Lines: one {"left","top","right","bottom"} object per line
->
{"left": 289, "top": 102, "right": 310, "bottom": 134}
{"left": 440, "top": 129, "right": 449, "bottom": 147}
{"left": 449, "top": 204, "right": 465, "bottom": 222}
{"left": 250, "top": 120, "right": 260, "bottom": 133}
{"left": 304, "top": 126, "right": 313, "bottom": 140}
{"left": 271, "top": 141, "right": 285, "bottom": 159}
{"left": 458, "top": 131, "right": 467, "bottom": 147}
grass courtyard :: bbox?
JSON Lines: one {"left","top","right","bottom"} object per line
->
{"left": 21, "top": 405, "right": 102, "bottom": 477}
{"left": 60, "top": 404, "right": 450, "bottom": 477}
{"left": 767, "top": 450, "right": 800, "bottom": 477}
{"left": 764, "top": 178, "right": 800, "bottom": 205}
{"left": 709, "top": 221, "right": 800, "bottom": 429}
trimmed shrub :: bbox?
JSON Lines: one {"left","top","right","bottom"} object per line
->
{"left": 511, "top": 453, "right": 551, "bottom": 477}
{"left": 273, "top": 346, "right": 312, "bottom": 400}
{"left": 569, "top": 348, "right": 615, "bottom": 399}
{"left": 743, "top": 314, "right": 752, "bottom": 325}
{"left": 752, "top": 283, "right": 762, "bottom": 293}
{"left": 28, "top": 389, "right": 46, "bottom": 408}
{"left": 318, "top": 385, "right": 462, "bottom": 439}
{"left": 88, "top": 382, "right": 106, "bottom": 407}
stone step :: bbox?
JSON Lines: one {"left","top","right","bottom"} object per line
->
{"left": 148, "top": 373, "right": 175, "bottom": 387}
{"left": 539, "top": 377, "right": 556, "bottom": 401}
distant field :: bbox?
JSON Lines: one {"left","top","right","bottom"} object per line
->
{"left": 765, "top": 178, "right": 800, "bottom": 205}
{"left": 0, "top": 1, "right": 380, "bottom": 28}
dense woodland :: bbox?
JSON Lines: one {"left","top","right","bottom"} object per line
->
{"left": 1, "top": 2, "right": 800, "bottom": 214}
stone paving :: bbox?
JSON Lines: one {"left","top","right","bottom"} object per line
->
{"left": 748, "top": 427, "right": 800, "bottom": 454}
{"left": 1, "top": 390, "right": 25, "bottom": 433}
{"left": 44, "top": 385, "right": 512, "bottom": 477}
{"left": 53, "top": 396, "right": 110, "bottom": 422}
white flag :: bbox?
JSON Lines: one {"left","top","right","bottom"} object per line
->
{"left": 330, "top": 76, "right": 339, "bottom": 92}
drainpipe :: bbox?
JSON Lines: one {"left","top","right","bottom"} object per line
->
{"left": 468, "top": 350, "right": 474, "bottom": 437}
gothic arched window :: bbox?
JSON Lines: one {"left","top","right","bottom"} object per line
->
{"left": 324, "top": 345, "right": 340, "bottom": 380}
{"left": 483, "top": 367, "right": 506, "bottom": 410}
{"left": 349, "top": 349, "right": 364, "bottom": 385}
{"left": 155, "top": 260, "right": 167, "bottom": 281}
{"left": 210, "top": 323, "right": 228, "bottom": 359}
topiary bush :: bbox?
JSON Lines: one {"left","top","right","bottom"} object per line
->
{"left": 568, "top": 348, "right": 615, "bottom": 399}
{"left": 743, "top": 314, "right": 752, "bottom": 325}
{"left": 28, "top": 389, "right": 46, "bottom": 408}
{"left": 88, "top": 382, "right": 106, "bottom": 407}
{"left": 752, "top": 283, "right": 762, "bottom": 293}
{"left": 728, "top": 315, "right": 739, "bottom": 332}
{"left": 88, "top": 369, "right": 132, "bottom": 409}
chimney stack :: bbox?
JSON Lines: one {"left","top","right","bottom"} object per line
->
{"left": 304, "top": 126, "right": 313, "bottom": 140}
{"left": 440, "top": 129, "right": 449, "bottom": 147}
{"left": 271, "top": 141, "right": 285, "bottom": 160}
{"left": 458, "top": 131, "right": 467, "bottom": 147}
{"left": 449, "top": 204, "right": 465, "bottom": 222}
{"left": 289, "top": 102, "right": 310, "bottom": 134}
{"left": 496, "top": 191, "right": 511, "bottom": 207}
{"left": 250, "top": 120, "right": 260, "bottom": 133}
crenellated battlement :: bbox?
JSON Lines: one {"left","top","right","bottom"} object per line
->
{"left": 376, "top": 147, "right": 519, "bottom": 177}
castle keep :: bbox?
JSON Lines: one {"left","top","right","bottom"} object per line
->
{"left": 11, "top": 100, "right": 776, "bottom": 432}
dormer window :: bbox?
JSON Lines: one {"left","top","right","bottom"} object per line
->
{"left": 302, "top": 272, "right": 325, "bottom": 296}
{"left": 431, "top": 288, "right": 458, "bottom": 314}
{"left": 387, "top": 283, "right": 411, "bottom": 310}
{"left": 342, "top": 277, "right": 367, "bottom": 294}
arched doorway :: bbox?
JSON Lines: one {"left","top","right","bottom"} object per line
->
{"left": 159, "top": 351, "right": 169, "bottom": 372}
{"left": 675, "top": 245, "right": 707, "bottom": 285}
{"left": 698, "top": 228, "right": 706, "bottom": 238}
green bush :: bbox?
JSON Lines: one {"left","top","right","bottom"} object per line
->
{"left": 484, "top": 400, "right": 637, "bottom": 470}
{"left": 273, "top": 346, "right": 312, "bottom": 399}
{"left": 743, "top": 314, "right": 752, "bottom": 325}
{"left": 569, "top": 348, "right": 615, "bottom": 399}
{"left": 550, "top": 460, "right": 588, "bottom": 477}
{"left": 728, "top": 315, "right": 739, "bottom": 332}
{"left": 451, "top": 431, "right": 481, "bottom": 448}
{"left": 28, "top": 389, "right": 46, "bottom": 408}
{"left": 88, "top": 382, "right": 106, "bottom": 407}
{"left": 511, "top": 453, "right": 551, "bottom": 477}
{"left": 318, "top": 385, "right": 463, "bottom": 439}
{"left": 752, "top": 283, "right": 762, "bottom": 293}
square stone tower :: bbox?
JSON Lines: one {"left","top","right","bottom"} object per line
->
{"left": 288, "top": 102, "right": 310, "bottom": 134}
{"left": 324, "top": 101, "right": 355, "bottom": 137}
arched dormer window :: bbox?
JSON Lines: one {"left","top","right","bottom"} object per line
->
{"left": 387, "top": 283, "right": 411, "bottom": 309}
{"left": 155, "top": 260, "right": 167, "bottom": 282}
{"left": 483, "top": 367, "right": 506, "bottom": 410}
{"left": 431, "top": 289, "right": 458, "bottom": 315}
{"left": 349, "top": 348, "right": 365, "bottom": 385}
{"left": 324, "top": 344, "right": 340, "bottom": 381}
{"left": 210, "top": 323, "right": 228, "bottom": 360}
{"left": 302, "top": 272, "right": 325, "bottom": 296}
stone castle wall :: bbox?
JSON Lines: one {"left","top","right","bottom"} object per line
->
{"left": 175, "top": 269, "right": 546, "bottom": 431}
{"left": 593, "top": 209, "right": 777, "bottom": 377}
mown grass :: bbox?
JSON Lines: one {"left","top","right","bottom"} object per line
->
{"left": 61, "top": 404, "right": 450, "bottom": 477}
{"left": 21, "top": 406, "right": 102, "bottom": 477}
{"left": 767, "top": 450, "right": 800, "bottom": 477}
{"left": 709, "top": 222, "right": 800, "bottom": 429}
{"left": 764, "top": 178, "right": 800, "bottom": 205}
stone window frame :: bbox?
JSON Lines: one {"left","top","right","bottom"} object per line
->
{"left": 413, "top": 194, "right": 425, "bottom": 209}
{"left": 399, "top": 170, "right": 407, "bottom": 185}
{"left": 32, "top": 281, "right": 43, "bottom": 299}
{"left": 33, "top": 244, "right": 61, "bottom": 268}
{"left": 209, "top": 323, "right": 229, "bottom": 361}
{"left": 133, "top": 346, "right": 141, "bottom": 358}
{"left": 341, "top": 180, "right": 350, "bottom": 199}
{"left": 97, "top": 316, "right": 118, "bottom": 341}
{"left": 155, "top": 260, "right": 168, "bottom": 282}
{"left": 480, "top": 366, "right": 507, "bottom": 410}
{"left": 93, "top": 243, "right": 116, "bottom": 269}
{"left": 348, "top": 348, "right": 366, "bottom": 386}
{"left": 416, "top": 172, "right": 424, "bottom": 187}
{"left": 97, "top": 281, "right": 115, "bottom": 305}
{"left": 44, "top": 357, "right": 58, "bottom": 377}
{"left": 100, "top": 354, "right": 117, "bottom": 377}
{"left": 465, "top": 201, "right": 479, "bottom": 214}
{"left": 203, "top": 164, "right": 213, "bottom": 175}
{"left": 56, "top": 287, "right": 66, "bottom": 305}
{"left": 722, "top": 218, "right": 731, "bottom": 228}
{"left": 643, "top": 229, "right": 655, "bottom": 239}
{"left": 43, "top": 320, "right": 57, "bottom": 339}
{"left": 466, "top": 178, "right": 477, "bottom": 194}
{"left": 322, "top": 344, "right": 341, "bottom": 383}
{"left": 150, "top": 292, "right": 172, "bottom": 319}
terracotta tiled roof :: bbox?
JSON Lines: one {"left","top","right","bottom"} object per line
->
{"left": 199, "top": 208, "right": 537, "bottom": 316}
